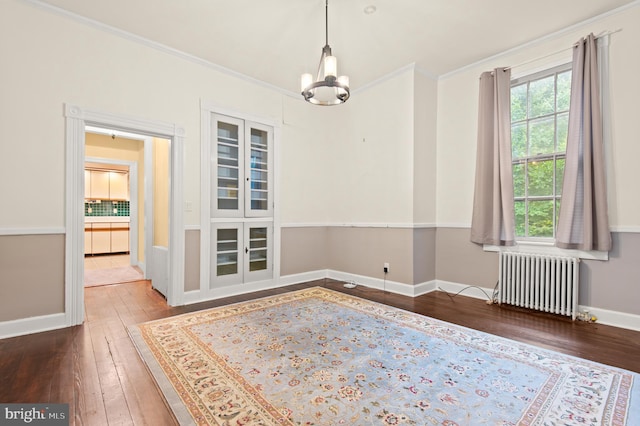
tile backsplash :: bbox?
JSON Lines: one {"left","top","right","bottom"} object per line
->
{"left": 85, "top": 200, "right": 130, "bottom": 217}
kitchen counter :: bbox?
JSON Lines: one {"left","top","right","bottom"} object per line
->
{"left": 85, "top": 216, "right": 130, "bottom": 223}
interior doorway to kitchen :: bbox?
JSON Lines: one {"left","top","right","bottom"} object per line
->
{"left": 83, "top": 126, "right": 170, "bottom": 295}
{"left": 83, "top": 155, "right": 142, "bottom": 287}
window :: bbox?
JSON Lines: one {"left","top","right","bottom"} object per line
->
{"left": 510, "top": 64, "right": 571, "bottom": 239}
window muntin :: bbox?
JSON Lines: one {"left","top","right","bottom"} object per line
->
{"left": 511, "top": 64, "right": 571, "bottom": 239}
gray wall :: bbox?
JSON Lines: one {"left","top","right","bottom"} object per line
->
{"left": 184, "top": 229, "right": 200, "bottom": 292}
{"left": 435, "top": 227, "right": 640, "bottom": 317}
{"left": 580, "top": 232, "right": 640, "bottom": 315}
{"left": 0, "top": 234, "right": 65, "bottom": 322}
{"left": 282, "top": 226, "right": 436, "bottom": 285}
{"left": 435, "top": 227, "right": 498, "bottom": 289}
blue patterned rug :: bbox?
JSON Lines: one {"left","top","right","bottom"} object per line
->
{"left": 129, "top": 287, "right": 639, "bottom": 425}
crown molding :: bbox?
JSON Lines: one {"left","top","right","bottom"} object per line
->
{"left": 439, "top": 0, "right": 639, "bottom": 81}
{"left": 22, "top": 0, "right": 297, "bottom": 99}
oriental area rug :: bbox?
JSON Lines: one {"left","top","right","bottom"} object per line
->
{"left": 128, "top": 287, "right": 640, "bottom": 425}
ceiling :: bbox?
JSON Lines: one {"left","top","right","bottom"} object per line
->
{"left": 36, "top": 0, "right": 635, "bottom": 94}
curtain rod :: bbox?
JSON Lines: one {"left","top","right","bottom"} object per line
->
{"left": 503, "top": 28, "right": 622, "bottom": 72}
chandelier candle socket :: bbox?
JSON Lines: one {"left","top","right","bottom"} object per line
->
{"left": 301, "top": 0, "right": 350, "bottom": 105}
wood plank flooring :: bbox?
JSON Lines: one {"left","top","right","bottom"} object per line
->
{"left": 1, "top": 279, "right": 639, "bottom": 425}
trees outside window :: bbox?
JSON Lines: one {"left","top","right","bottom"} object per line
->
{"left": 511, "top": 64, "right": 571, "bottom": 239}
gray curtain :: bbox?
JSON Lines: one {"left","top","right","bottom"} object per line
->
{"left": 556, "top": 34, "right": 611, "bottom": 251}
{"left": 470, "top": 67, "right": 515, "bottom": 246}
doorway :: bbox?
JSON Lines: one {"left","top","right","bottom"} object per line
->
{"left": 83, "top": 131, "right": 144, "bottom": 287}
{"left": 64, "top": 104, "right": 185, "bottom": 326}
{"left": 83, "top": 127, "right": 170, "bottom": 292}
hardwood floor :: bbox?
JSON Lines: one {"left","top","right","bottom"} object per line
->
{"left": 1, "top": 279, "right": 639, "bottom": 425}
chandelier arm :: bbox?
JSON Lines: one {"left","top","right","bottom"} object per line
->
{"left": 315, "top": 48, "right": 327, "bottom": 82}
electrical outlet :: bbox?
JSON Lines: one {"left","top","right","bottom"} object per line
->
{"left": 383, "top": 262, "right": 389, "bottom": 274}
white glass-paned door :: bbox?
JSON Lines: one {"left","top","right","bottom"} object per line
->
{"left": 245, "top": 122, "right": 273, "bottom": 217}
{"left": 212, "top": 115, "right": 244, "bottom": 218}
{"left": 245, "top": 222, "right": 272, "bottom": 282}
{"left": 210, "top": 221, "right": 273, "bottom": 288}
{"left": 211, "top": 223, "right": 243, "bottom": 287}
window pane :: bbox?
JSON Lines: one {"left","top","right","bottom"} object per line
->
{"left": 511, "top": 123, "right": 527, "bottom": 159}
{"left": 528, "top": 200, "right": 554, "bottom": 237}
{"left": 555, "top": 158, "right": 565, "bottom": 195}
{"left": 557, "top": 71, "right": 572, "bottom": 111}
{"left": 527, "top": 159, "right": 554, "bottom": 196}
{"left": 529, "top": 116, "right": 555, "bottom": 156}
{"left": 513, "top": 162, "right": 525, "bottom": 197}
{"left": 511, "top": 84, "right": 527, "bottom": 121}
{"left": 556, "top": 112, "right": 569, "bottom": 152}
{"left": 515, "top": 201, "right": 525, "bottom": 237}
{"left": 529, "top": 76, "right": 555, "bottom": 118}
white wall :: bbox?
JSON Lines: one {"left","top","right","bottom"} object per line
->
{"left": 326, "top": 69, "right": 417, "bottom": 225}
{"left": 280, "top": 68, "right": 424, "bottom": 226}
{"left": 0, "top": 0, "right": 288, "bottom": 229}
{"left": 436, "top": 4, "right": 640, "bottom": 231}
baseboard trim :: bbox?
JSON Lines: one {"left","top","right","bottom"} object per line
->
{"left": 278, "top": 270, "right": 328, "bottom": 287}
{"left": 5, "top": 275, "right": 638, "bottom": 338}
{"left": 0, "top": 313, "right": 67, "bottom": 339}
{"left": 324, "top": 270, "right": 437, "bottom": 298}
{"left": 432, "top": 280, "right": 640, "bottom": 331}
{"left": 577, "top": 305, "right": 640, "bottom": 332}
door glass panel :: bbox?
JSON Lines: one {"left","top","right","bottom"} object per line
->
{"left": 249, "top": 128, "right": 268, "bottom": 212}
{"left": 248, "top": 227, "right": 267, "bottom": 272}
{"left": 217, "top": 121, "right": 240, "bottom": 211}
{"left": 217, "top": 228, "right": 238, "bottom": 276}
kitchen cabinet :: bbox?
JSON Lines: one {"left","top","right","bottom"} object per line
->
{"left": 84, "top": 224, "right": 92, "bottom": 255}
{"left": 85, "top": 170, "right": 129, "bottom": 200}
{"left": 89, "top": 171, "right": 110, "bottom": 200}
{"left": 109, "top": 172, "right": 129, "bottom": 200}
{"left": 110, "top": 223, "right": 129, "bottom": 253}
{"left": 84, "top": 222, "right": 130, "bottom": 255}
{"left": 84, "top": 170, "right": 91, "bottom": 199}
{"left": 91, "top": 223, "right": 111, "bottom": 254}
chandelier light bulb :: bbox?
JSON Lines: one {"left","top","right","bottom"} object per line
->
{"left": 324, "top": 56, "right": 337, "bottom": 79}
{"left": 301, "top": 73, "right": 313, "bottom": 93}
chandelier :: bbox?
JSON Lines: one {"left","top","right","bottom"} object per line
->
{"left": 300, "top": 0, "right": 350, "bottom": 106}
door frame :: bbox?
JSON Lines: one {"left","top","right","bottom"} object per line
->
{"left": 64, "top": 104, "right": 185, "bottom": 326}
